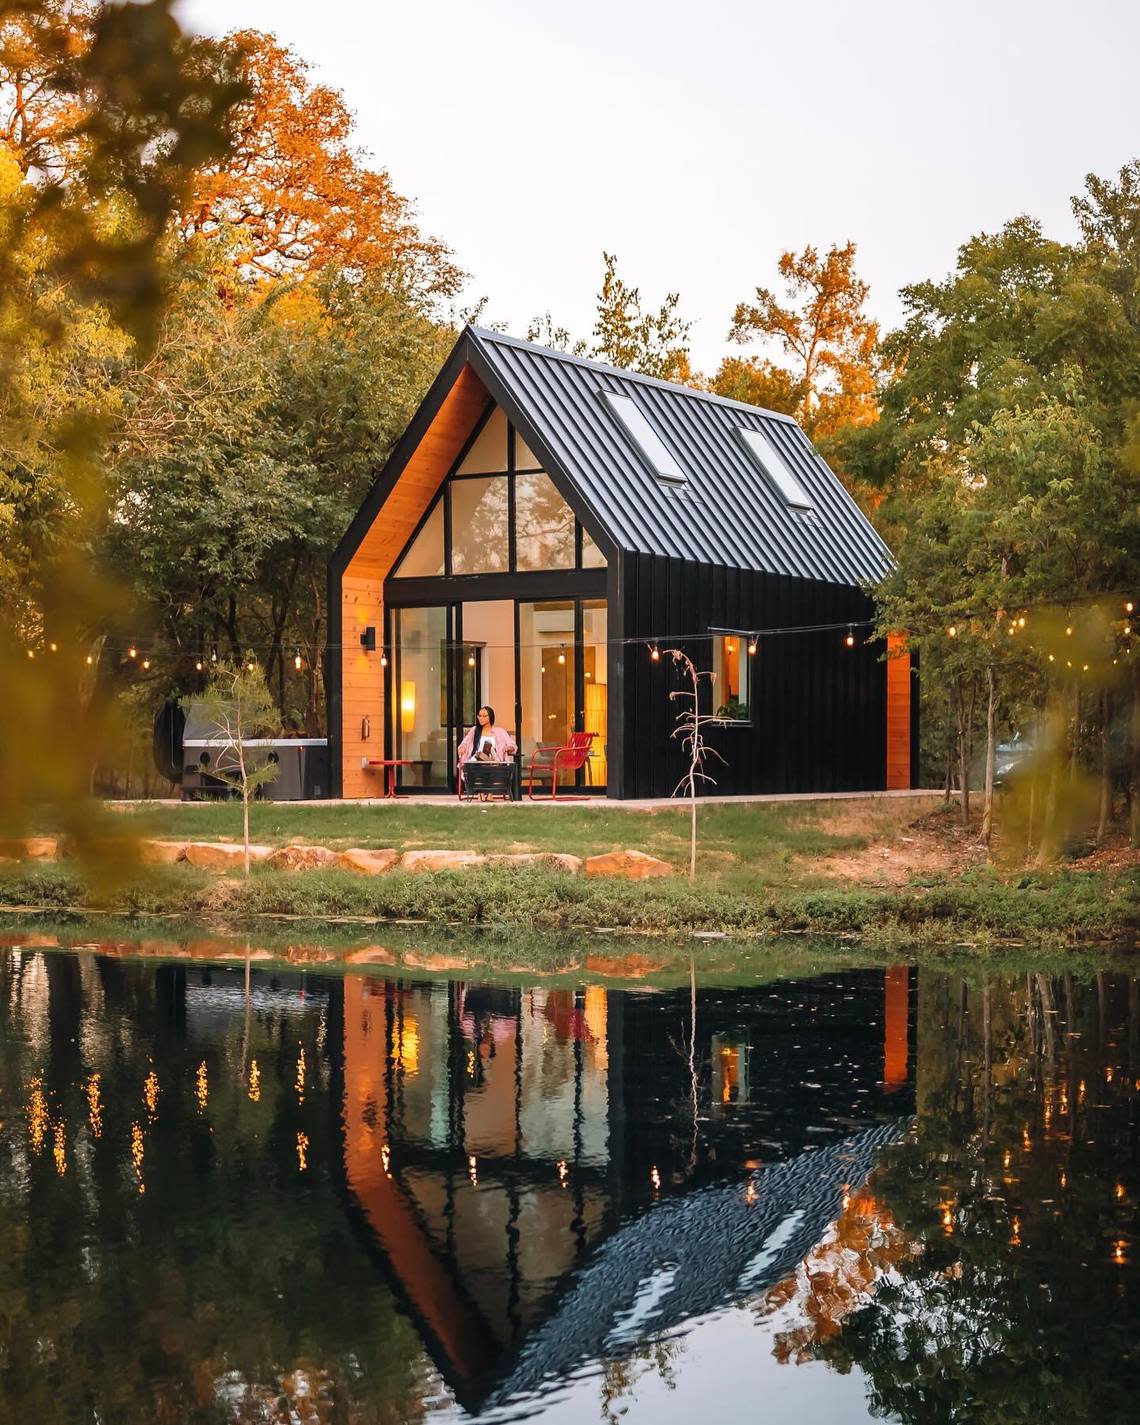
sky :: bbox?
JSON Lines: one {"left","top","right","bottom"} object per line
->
{"left": 178, "top": 0, "right": 1140, "bottom": 373}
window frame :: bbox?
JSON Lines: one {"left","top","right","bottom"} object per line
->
{"left": 708, "top": 627, "right": 754, "bottom": 726}
{"left": 735, "top": 425, "right": 813, "bottom": 510}
{"left": 388, "top": 413, "right": 608, "bottom": 579}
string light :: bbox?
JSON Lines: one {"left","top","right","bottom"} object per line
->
{"left": 557, "top": 646, "right": 566, "bottom": 665}
{"left": 141, "top": 657, "right": 151, "bottom": 670}
{"left": 85, "top": 654, "right": 94, "bottom": 666}
{"left": 293, "top": 652, "right": 303, "bottom": 671}
{"left": 26, "top": 648, "right": 34, "bottom": 659}
{"left": 211, "top": 648, "right": 218, "bottom": 663}
{"left": 380, "top": 653, "right": 388, "bottom": 668}
{"left": 844, "top": 625, "right": 856, "bottom": 648}
{"left": 747, "top": 636, "right": 758, "bottom": 655}
{"left": 650, "top": 644, "right": 660, "bottom": 661}
{"left": 195, "top": 659, "right": 203, "bottom": 671}
{"left": 1127, "top": 601, "right": 1134, "bottom": 614}
{"left": 128, "top": 646, "right": 137, "bottom": 659}
{"left": 467, "top": 652, "right": 476, "bottom": 667}
{"left": 947, "top": 625, "right": 957, "bottom": 637}
{"left": 1065, "top": 625, "right": 1072, "bottom": 637}
{"left": 49, "top": 641, "right": 57, "bottom": 653}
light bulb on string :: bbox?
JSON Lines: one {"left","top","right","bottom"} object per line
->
{"left": 195, "top": 659, "right": 203, "bottom": 672}
{"left": 1126, "top": 601, "right": 1134, "bottom": 614}
{"left": 1017, "top": 615, "right": 1026, "bottom": 628}
{"left": 649, "top": 644, "right": 660, "bottom": 662}
{"left": 85, "top": 654, "right": 93, "bottom": 666}
{"left": 211, "top": 648, "right": 218, "bottom": 663}
{"left": 26, "top": 648, "right": 34, "bottom": 660}
{"left": 844, "top": 626, "right": 856, "bottom": 648}
{"left": 747, "top": 637, "right": 758, "bottom": 656}
{"left": 142, "top": 657, "right": 151, "bottom": 670}
{"left": 947, "top": 625, "right": 957, "bottom": 638}
{"left": 380, "top": 653, "right": 388, "bottom": 668}
{"left": 1065, "top": 625, "right": 1072, "bottom": 637}
{"left": 293, "top": 652, "right": 303, "bottom": 671}
{"left": 467, "top": 652, "right": 476, "bottom": 668}
{"left": 557, "top": 646, "right": 566, "bottom": 665}
{"left": 128, "top": 646, "right": 137, "bottom": 659}
{"left": 49, "top": 641, "right": 57, "bottom": 653}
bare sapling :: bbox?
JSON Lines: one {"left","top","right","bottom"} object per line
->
{"left": 190, "top": 663, "right": 280, "bottom": 874}
{"left": 664, "top": 649, "right": 723, "bottom": 884}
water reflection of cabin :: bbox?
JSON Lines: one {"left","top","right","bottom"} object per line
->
{"left": 335, "top": 970, "right": 914, "bottom": 1410}
{"left": 328, "top": 328, "right": 918, "bottom": 798}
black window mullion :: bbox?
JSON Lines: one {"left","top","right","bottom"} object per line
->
{"left": 507, "top": 422, "right": 517, "bottom": 573}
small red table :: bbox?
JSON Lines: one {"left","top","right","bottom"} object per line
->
{"left": 361, "top": 758, "right": 413, "bottom": 798}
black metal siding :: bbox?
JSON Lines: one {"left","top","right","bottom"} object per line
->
{"left": 614, "top": 552, "right": 888, "bottom": 799}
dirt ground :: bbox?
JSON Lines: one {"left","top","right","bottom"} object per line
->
{"left": 811, "top": 800, "right": 1140, "bottom": 887}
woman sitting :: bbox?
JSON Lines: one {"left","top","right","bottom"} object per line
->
{"left": 457, "top": 705, "right": 517, "bottom": 798}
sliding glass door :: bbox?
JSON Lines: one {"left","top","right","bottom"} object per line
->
{"left": 393, "top": 606, "right": 450, "bottom": 788}
{"left": 390, "top": 596, "right": 608, "bottom": 793}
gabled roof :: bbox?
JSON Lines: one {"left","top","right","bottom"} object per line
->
{"left": 465, "top": 326, "right": 893, "bottom": 586}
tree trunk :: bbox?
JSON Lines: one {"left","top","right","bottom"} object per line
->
{"left": 981, "top": 664, "right": 997, "bottom": 846}
{"left": 1096, "top": 690, "right": 1111, "bottom": 846}
{"left": 1036, "top": 689, "right": 1064, "bottom": 866}
{"left": 1132, "top": 666, "right": 1140, "bottom": 849}
{"left": 944, "top": 691, "right": 953, "bottom": 804}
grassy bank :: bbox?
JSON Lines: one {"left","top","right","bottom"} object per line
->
{"left": 1, "top": 859, "right": 1136, "bottom": 947}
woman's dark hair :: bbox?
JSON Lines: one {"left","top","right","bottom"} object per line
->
{"left": 480, "top": 705, "right": 496, "bottom": 727}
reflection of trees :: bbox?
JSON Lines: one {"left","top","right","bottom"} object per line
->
{"left": 451, "top": 477, "right": 509, "bottom": 573}
{"left": 809, "top": 971, "right": 1140, "bottom": 1423}
{"left": 0, "top": 951, "right": 429, "bottom": 1424}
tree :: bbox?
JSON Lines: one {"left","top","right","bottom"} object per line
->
{"left": 728, "top": 242, "right": 879, "bottom": 437}
{"left": 178, "top": 29, "right": 461, "bottom": 300}
{"left": 0, "top": 0, "right": 241, "bottom": 839}
{"left": 190, "top": 662, "right": 279, "bottom": 873}
{"left": 706, "top": 354, "right": 800, "bottom": 416}
{"left": 662, "top": 648, "right": 721, "bottom": 883}
{"left": 590, "top": 252, "right": 692, "bottom": 382}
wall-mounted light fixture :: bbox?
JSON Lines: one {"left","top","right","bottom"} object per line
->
{"left": 360, "top": 626, "right": 377, "bottom": 651}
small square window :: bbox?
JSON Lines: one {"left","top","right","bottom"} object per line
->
{"left": 711, "top": 632, "right": 751, "bottom": 721}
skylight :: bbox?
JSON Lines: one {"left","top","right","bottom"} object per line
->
{"left": 736, "top": 427, "right": 813, "bottom": 509}
{"left": 599, "top": 392, "right": 686, "bottom": 484}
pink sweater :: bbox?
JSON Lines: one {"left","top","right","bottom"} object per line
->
{"left": 457, "top": 723, "right": 517, "bottom": 763}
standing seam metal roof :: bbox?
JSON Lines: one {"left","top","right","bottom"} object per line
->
{"left": 466, "top": 326, "right": 893, "bottom": 586}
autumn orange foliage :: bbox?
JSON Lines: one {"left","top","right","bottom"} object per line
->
{"left": 179, "top": 30, "right": 460, "bottom": 296}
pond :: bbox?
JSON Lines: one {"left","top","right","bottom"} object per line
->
{"left": 0, "top": 932, "right": 1137, "bottom": 1422}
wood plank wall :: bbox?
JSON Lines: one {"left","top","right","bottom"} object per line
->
{"left": 340, "top": 364, "right": 490, "bottom": 797}
{"left": 885, "top": 632, "right": 912, "bottom": 790}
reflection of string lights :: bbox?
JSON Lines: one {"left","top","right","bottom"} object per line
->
{"left": 296, "top": 1131, "right": 309, "bottom": 1171}
{"left": 195, "top": 1060, "right": 209, "bottom": 1112}
{"left": 1114, "top": 1238, "right": 1128, "bottom": 1264}
{"left": 86, "top": 1073, "right": 103, "bottom": 1139}
{"left": 1010, "top": 1215, "right": 1022, "bottom": 1247}
{"left": 381, "top": 1143, "right": 391, "bottom": 1177}
{"left": 143, "top": 1068, "right": 159, "bottom": 1121}
{"left": 27, "top": 1077, "right": 48, "bottom": 1154}
{"left": 53, "top": 1121, "right": 67, "bottom": 1177}
{"left": 468, "top": 1154, "right": 478, "bottom": 1187}
{"left": 248, "top": 1060, "right": 260, "bottom": 1103}
{"left": 650, "top": 1165, "right": 661, "bottom": 1193}
{"left": 745, "top": 1180, "right": 757, "bottom": 1206}
{"left": 557, "top": 1159, "right": 568, "bottom": 1187}
{"left": 131, "top": 1122, "right": 145, "bottom": 1194}
{"left": 295, "top": 1045, "right": 306, "bottom": 1104}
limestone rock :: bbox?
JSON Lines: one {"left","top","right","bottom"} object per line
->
{"left": 265, "top": 844, "right": 339, "bottom": 871}
{"left": 184, "top": 841, "right": 272, "bottom": 870}
{"left": 585, "top": 849, "right": 673, "bottom": 880}
{"left": 337, "top": 848, "right": 399, "bottom": 876}
{"left": 139, "top": 839, "right": 186, "bottom": 865}
{"left": 0, "top": 836, "right": 58, "bottom": 861}
{"left": 585, "top": 952, "right": 669, "bottom": 978}
{"left": 403, "top": 950, "right": 469, "bottom": 970}
{"left": 401, "top": 849, "right": 485, "bottom": 873}
{"left": 486, "top": 852, "right": 583, "bottom": 873}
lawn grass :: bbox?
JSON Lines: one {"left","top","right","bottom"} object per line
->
{"left": 73, "top": 794, "right": 943, "bottom": 890}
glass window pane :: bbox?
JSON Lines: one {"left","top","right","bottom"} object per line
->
{"left": 459, "top": 600, "right": 516, "bottom": 747}
{"left": 451, "top": 476, "right": 508, "bottom": 574}
{"left": 712, "top": 633, "right": 750, "bottom": 720}
{"left": 515, "top": 472, "right": 575, "bottom": 570}
{"left": 395, "top": 606, "right": 449, "bottom": 787}
{"left": 514, "top": 429, "right": 542, "bottom": 470}
{"left": 457, "top": 407, "right": 508, "bottom": 473}
{"left": 582, "top": 599, "right": 607, "bottom": 787}
{"left": 519, "top": 600, "right": 575, "bottom": 784}
{"left": 736, "top": 426, "right": 812, "bottom": 508}
{"left": 391, "top": 497, "right": 444, "bottom": 578}
{"left": 581, "top": 526, "right": 607, "bottom": 568}
{"left": 600, "top": 391, "right": 686, "bottom": 484}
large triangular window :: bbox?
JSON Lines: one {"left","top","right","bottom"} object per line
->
{"left": 391, "top": 495, "right": 444, "bottom": 578}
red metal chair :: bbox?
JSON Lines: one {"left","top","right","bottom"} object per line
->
{"left": 527, "top": 731, "right": 597, "bottom": 799}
